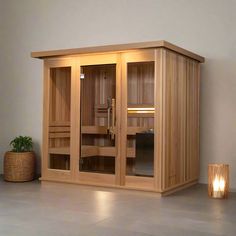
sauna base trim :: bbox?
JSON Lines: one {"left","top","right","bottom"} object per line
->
{"left": 160, "top": 179, "right": 198, "bottom": 196}
{"left": 39, "top": 177, "right": 198, "bottom": 196}
{"left": 39, "top": 177, "right": 158, "bottom": 193}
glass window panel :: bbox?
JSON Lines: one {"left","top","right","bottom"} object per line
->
{"left": 79, "top": 64, "right": 116, "bottom": 174}
{"left": 48, "top": 67, "right": 71, "bottom": 170}
{"left": 126, "top": 62, "right": 155, "bottom": 177}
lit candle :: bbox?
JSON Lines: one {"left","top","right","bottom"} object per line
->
{"left": 212, "top": 176, "right": 225, "bottom": 198}
{"left": 208, "top": 164, "right": 229, "bottom": 199}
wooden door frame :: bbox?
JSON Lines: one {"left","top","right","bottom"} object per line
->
{"left": 120, "top": 49, "right": 156, "bottom": 190}
{"left": 42, "top": 57, "right": 77, "bottom": 181}
{"left": 75, "top": 53, "right": 122, "bottom": 186}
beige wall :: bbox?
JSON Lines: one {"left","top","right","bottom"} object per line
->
{"left": 0, "top": 0, "right": 235, "bottom": 189}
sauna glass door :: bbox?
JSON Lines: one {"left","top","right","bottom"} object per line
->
{"left": 46, "top": 61, "right": 73, "bottom": 175}
{"left": 122, "top": 50, "right": 155, "bottom": 189}
{"left": 79, "top": 64, "right": 117, "bottom": 176}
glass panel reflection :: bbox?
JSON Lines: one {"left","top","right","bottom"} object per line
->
{"left": 126, "top": 62, "right": 155, "bottom": 177}
{"left": 79, "top": 64, "right": 116, "bottom": 174}
{"left": 48, "top": 67, "right": 71, "bottom": 170}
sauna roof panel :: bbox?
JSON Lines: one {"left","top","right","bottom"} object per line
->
{"left": 31, "top": 40, "right": 204, "bottom": 63}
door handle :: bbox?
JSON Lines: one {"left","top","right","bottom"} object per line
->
{"left": 110, "top": 98, "right": 116, "bottom": 140}
{"left": 107, "top": 98, "right": 111, "bottom": 134}
{"left": 107, "top": 98, "right": 115, "bottom": 140}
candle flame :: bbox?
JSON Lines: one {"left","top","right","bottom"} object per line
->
{"left": 213, "top": 175, "right": 225, "bottom": 191}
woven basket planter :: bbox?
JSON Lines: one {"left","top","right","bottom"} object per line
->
{"left": 4, "top": 151, "right": 35, "bottom": 182}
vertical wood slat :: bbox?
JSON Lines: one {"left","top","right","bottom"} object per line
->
{"left": 120, "top": 55, "right": 128, "bottom": 186}
{"left": 70, "top": 59, "right": 80, "bottom": 180}
{"left": 186, "top": 59, "right": 200, "bottom": 181}
{"left": 177, "top": 56, "right": 187, "bottom": 184}
{"left": 186, "top": 59, "right": 191, "bottom": 181}
{"left": 115, "top": 54, "right": 122, "bottom": 185}
{"left": 154, "top": 49, "right": 165, "bottom": 191}
{"left": 42, "top": 61, "right": 50, "bottom": 177}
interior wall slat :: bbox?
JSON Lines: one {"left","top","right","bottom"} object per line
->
{"left": 49, "top": 67, "right": 71, "bottom": 123}
{"left": 81, "top": 64, "right": 116, "bottom": 147}
{"left": 127, "top": 62, "right": 154, "bottom": 129}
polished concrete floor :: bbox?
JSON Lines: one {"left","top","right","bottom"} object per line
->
{"left": 0, "top": 178, "right": 235, "bottom": 236}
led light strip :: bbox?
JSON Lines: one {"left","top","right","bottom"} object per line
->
{"left": 127, "top": 107, "right": 155, "bottom": 114}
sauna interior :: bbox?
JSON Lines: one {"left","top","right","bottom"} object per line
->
{"left": 80, "top": 64, "right": 117, "bottom": 175}
{"left": 32, "top": 41, "right": 204, "bottom": 195}
{"left": 80, "top": 62, "right": 154, "bottom": 177}
{"left": 49, "top": 67, "right": 71, "bottom": 171}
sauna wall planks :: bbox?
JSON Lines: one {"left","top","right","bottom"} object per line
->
{"left": 161, "top": 49, "right": 200, "bottom": 189}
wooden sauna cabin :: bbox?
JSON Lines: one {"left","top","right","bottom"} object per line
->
{"left": 31, "top": 41, "right": 204, "bottom": 195}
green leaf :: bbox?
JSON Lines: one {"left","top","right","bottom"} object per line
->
{"left": 10, "top": 136, "right": 33, "bottom": 152}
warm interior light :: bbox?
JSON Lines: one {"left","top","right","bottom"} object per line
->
{"left": 127, "top": 107, "right": 155, "bottom": 114}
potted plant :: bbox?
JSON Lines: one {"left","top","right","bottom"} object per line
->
{"left": 4, "top": 136, "right": 36, "bottom": 182}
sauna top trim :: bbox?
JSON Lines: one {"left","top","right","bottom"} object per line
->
{"left": 31, "top": 40, "right": 204, "bottom": 63}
